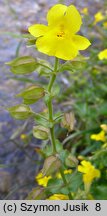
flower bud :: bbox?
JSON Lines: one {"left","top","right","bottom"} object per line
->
{"left": 8, "top": 104, "right": 32, "bottom": 120}
{"left": 16, "top": 85, "right": 45, "bottom": 105}
{"left": 33, "top": 126, "right": 49, "bottom": 140}
{"left": 6, "top": 56, "right": 37, "bottom": 74}
{"left": 42, "top": 155, "right": 61, "bottom": 176}
{"left": 61, "top": 112, "right": 75, "bottom": 131}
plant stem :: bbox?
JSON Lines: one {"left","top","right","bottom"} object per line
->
{"left": 48, "top": 57, "right": 58, "bottom": 92}
{"left": 47, "top": 57, "right": 73, "bottom": 199}
{"left": 47, "top": 57, "right": 58, "bottom": 154}
{"left": 60, "top": 168, "right": 73, "bottom": 200}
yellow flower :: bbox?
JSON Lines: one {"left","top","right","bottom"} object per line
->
{"left": 103, "top": 21, "right": 107, "bottom": 28}
{"left": 47, "top": 194, "right": 69, "bottom": 200}
{"left": 94, "top": 12, "right": 104, "bottom": 25}
{"left": 78, "top": 160, "right": 101, "bottom": 185}
{"left": 100, "top": 124, "right": 107, "bottom": 132}
{"left": 90, "top": 130, "right": 106, "bottom": 142}
{"left": 36, "top": 169, "right": 72, "bottom": 187}
{"left": 98, "top": 49, "right": 107, "bottom": 60}
{"left": 81, "top": 7, "right": 88, "bottom": 15}
{"left": 28, "top": 4, "right": 91, "bottom": 60}
{"left": 20, "top": 134, "right": 27, "bottom": 140}
{"left": 56, "top": 169, "right": 72, "bottom": 178}
{"left": 36, "top": 172, "right": 52, "bottom": 187}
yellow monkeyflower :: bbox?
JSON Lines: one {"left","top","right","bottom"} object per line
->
{"left": 36, "top": 172, "right": 52, "bottom": 187}
{"left": 94, "top": 12, "right": 104, "bottom": 25}
{"left": 20, "top": 134, "right": 27, "bottom": 140}
{"left": 36, "top": 169, "right": 72, "bottom": 187}
{"left": 100, "top": 124, "right": 107, "bottom": 132}
{"left": 98, "top": 49, "right": 107, "bottom": 60}
{"left": 47, "top": 194, "right": 69, "bottom": 200}
{"left": 103, "top": 21, "right": 107, "bottom": 28}
{"left": 56, "top": 169, "right": 72, "bottom": 178}
{"left": 78, "top": 160, "right": 100, "bottom": 185}
{"left": 90, "top": 130, "right": 106, "bottom": 142}
{"left": 81, "top": 7, "right": 88, "bottom": 15}
{"left": 28, "top": 4, "right": 91, "bottom": 60}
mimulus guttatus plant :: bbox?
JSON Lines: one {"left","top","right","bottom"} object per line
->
{"left": 7, "top": 4, "right": 100, "bottom": 200}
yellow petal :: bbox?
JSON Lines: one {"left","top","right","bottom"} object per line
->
{"left": 36, "top": 31, "right": 78, "bottom": 60}
{"left": 47, "top": 194, "right": 68, "bottom": 200}
{"left": 55, "top": 38, "right": 78, "bottom": 60}
{"left": 78, "top": 165, "right": 86, "bottom": 173}
{"left": 94, "top": 12, "right": 104, "bottom": 25}
{"left": 28, "top": 24, "right": 48, "bottom": 37}
{"left": 94, "top": 169, "right": 101, "bottom": 178}
{"left": 47, "top": 4, "right": 67, "bottom": 26}
{"left": 65, "top": 5, "right": 82, "bottom": 34}
{"left": 81, "top": 160, "right": 91, "bottom": 167}
{"left": 98, "top": 49, "right": 107, "bottom": 60}
{"left": 72, "top": 35, "right": 91, "bottom": 50}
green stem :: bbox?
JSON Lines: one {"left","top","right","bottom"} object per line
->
{"left": 48, "top": 57, "right": 58, "bottom": 92}
{"left": 60, "top": 168, "right": 73, "bottom": 200}
{"left": 47, "top": 57, "right": 58, "bottom": 153}
{"left": 47, "top": 57, "right": 73, "bottom": 199}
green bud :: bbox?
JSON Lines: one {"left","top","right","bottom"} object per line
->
{"left": 65, "top": 155, "right": 78, "bottom": 168}
{"left": 33, "top": 126, "right": 49, "bottom": 140}
{"left": 26, "top": 187, "right": 46, "bottom": 200}
{"left": 42, "top": 155, "right": 61, "bottom": 176}
{"left": 6, "top": 56, "right": 38, "bottom": 74}
{"left": 16, "top": 85, "right": 45, "bottom": 104}
{"left": 61, "top": 112, "right": 75, "bottom": 132}
{"left": 26, "top": 39, "right": 36, "bottom": 46}
{"left": 8, "top": 104, "right": 32, "bottom": 120}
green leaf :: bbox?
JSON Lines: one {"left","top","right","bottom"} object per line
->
{"left": 68, "top": 172, "right": 83, "bottom": 192}
{"left": 43, "top": 140, "right": 63, "bottom": 157}
{"left": 51, "top": 85, "right": 60, "bottom": 97}
{"left": 98, "top": 102, "right": 107, "bottom": 115}
{"left": 55, "top": 139, "right": 63, "bottom": 152}
{"left": 47, "top": 178, "right": 63, "bottom": 194}
{"left": 92, "top": 185, "right": 107, "bottom": 199}
{"left": 34, "top": 113, "right": 53, "bottom": 128}
{"left": 59, "top": 149, "right": 69, "bottom": 164}
{"left": 59, "top": 62, "right": 74, "bottom": 73}
{"left": 16, "top": 85, "right": 45, "bottom": 104}
{"left": 1, "top": 31, "right": 34, "bottom": 39}
{"left": 7, "top": 104, "right": 32, "bottom": 120}
{"left": 6, "top": 56, "right": 38, "bottom": 74}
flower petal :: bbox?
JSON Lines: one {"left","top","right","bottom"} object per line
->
{"left": 36, "top": 31, "right": 78, "bottom": 60}
{"left": 98, "top": 49, "right": 107, "bottom": 60}
{"left": 78, "top": 165, "right": 86, "bottom": 173}
{"left": 47, "top": 4, "right": 67, "bottom": 26}
{"left": 55, "top": 39, "right": 78, "bottom": 60}
{"left": 28, "top": 24, "right": 48, "bottom": 37}
{"left": 65, "top": 5, "right": 82, "bottom": 34}
{"left": 47, "top": 194, "right": 68, "bottom": 200}
{"left": 72, "top": 35, "right": 91, "bottom": 50}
